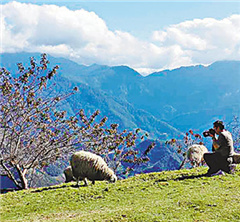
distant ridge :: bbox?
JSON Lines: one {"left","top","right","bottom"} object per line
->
{"left": 1, "top": 52, "right": 239, "bottom": 178}
{"left": 1, "top": 52, "right": 239, "bottom": 133}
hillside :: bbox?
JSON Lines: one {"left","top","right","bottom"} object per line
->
{"left": 1, "top": 166, "right": 240, "bottom": 221}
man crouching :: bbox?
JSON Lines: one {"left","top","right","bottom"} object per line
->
{"left": 203, "top": 120, "right": 236, "bottom": 176}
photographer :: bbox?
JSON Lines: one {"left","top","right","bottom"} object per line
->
{"left": 203, "top": 120, "right": 235, "bottom": 176}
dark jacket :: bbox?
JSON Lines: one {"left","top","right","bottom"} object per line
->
{"left": 214, "top": 130, "right": 234, "bottom": 157}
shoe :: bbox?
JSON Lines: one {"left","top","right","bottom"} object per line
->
{"left": 204, "top": 170, "right": 225, "bottom": 177}
{"left": 211, "top": 171, "right": 225, "bottom": 176}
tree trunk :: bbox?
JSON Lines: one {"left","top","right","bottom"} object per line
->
{"left": 0, "top": 160, "right": 22, "bottom": 190}
{"left": 15, "top": 164, "right": 28, "bottom": 189}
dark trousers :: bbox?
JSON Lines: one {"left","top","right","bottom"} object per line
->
{"left": 203, "top": 152, "right": 232, "bottom": 174}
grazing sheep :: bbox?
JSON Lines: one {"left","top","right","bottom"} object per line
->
{"left": 70, "top": 150, "right": 117, "bottom": 186}
{"left": 179, "top": 144, "right": 208, "bottom": 169}
{"left": 64, "top": 166, "right": 75, "bottom": 183}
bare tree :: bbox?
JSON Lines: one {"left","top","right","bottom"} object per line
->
{"left": 165, "top": 129, "right": 204, "bottom": 169}
{"left": 0, "top": 54, "right": 154, "bottom": 189}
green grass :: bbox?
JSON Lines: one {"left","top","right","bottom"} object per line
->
{"left": 1, "top": 166, "right": 240, "bottom": 221}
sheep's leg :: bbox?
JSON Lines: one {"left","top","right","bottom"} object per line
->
{"left": 83, "top": 178, "right": 88, "bottom": 186}
{"left": 92, "top": 180, "right": 95, "bottom": 185}
{"left": 192, "top": 162, "right": 197, "bottom": 168}
{"left": 191, "top": 161, "right": 196, "bottom": 169}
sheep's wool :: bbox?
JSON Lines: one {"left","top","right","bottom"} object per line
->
{"left": 233, "top": 153, "right": 240, "bottom": 164}
{"left": 187, "top": 144, "right": 208, "bottom": 166}
{"left": 70, "top": 151, "right": 117, "bottom": 183}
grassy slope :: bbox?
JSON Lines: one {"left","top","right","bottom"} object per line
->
{"left": 1, "top": 166, "right": 240, "bottom": 222}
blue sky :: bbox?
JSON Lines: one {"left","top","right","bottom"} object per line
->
{"left": 65, "top": 1, "right": 240, "bottom": 39}
{"left": 3, "top": 1, "right": 239, "bottom": 39}
{"left": 1, "top": 1, "right": 240, "bottom": 75}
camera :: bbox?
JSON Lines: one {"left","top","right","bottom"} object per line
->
{"left": 203, "top": 128, "right": 216, "bottom": 137}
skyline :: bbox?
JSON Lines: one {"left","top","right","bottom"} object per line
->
{"left": 1, "top": 1, "right": 240, "bottom": 75}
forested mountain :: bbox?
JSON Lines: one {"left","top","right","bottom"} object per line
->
{"left": 1, "top": 52, "right": 239, "bottom": 181}
{"left": 2, "top": 52, "right": 239, "bottom": 133}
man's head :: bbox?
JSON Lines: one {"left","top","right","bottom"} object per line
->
{"left": 213, "top": 120, "right": 224, "bottom": 134}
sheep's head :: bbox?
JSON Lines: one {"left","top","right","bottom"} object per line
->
{"left": 110, "top": 174, "right": 117, "bottom": 183}
{"left": 105, "top": 168, "right": 117, "bottom": 183}
{"left": 64, "top": 166, "right": 75, "bottom": 183}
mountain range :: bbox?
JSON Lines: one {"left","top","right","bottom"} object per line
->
{"left": 1, "top": 52, "right": 239, "bottom": 177}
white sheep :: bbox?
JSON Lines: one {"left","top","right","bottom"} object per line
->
{"left": 233, "top": 153, "right": 240, "bottom": 164}
{"left": 69, "top": 150, "right": 117, "bottom": 186}
{"left": 179, "top": 144, "right": 208, "bottom": 169}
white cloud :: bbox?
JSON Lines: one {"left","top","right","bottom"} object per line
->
{"left": 152, "top": 15, "right": 240, "bottom": 64}
{"left": 1, "top": 2, "right": 240, "bottom": 75}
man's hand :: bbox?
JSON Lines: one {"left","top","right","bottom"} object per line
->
{"left": 211, "top": 136, "right": 220, "bottom": 150}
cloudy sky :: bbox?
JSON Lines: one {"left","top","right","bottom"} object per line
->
{"left": 1, "top": 0, "right": 240, "bottom": 75}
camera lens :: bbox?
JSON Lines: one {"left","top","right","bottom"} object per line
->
{"left": 203, "top": 131, "right": 209, "bottom": 137}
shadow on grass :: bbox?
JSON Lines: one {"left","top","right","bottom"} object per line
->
{"left": 31, "top": 184, "right": 86, "bottom": 193}
{"left": 155, "top": 173, "right": 207, "bottom": 183}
